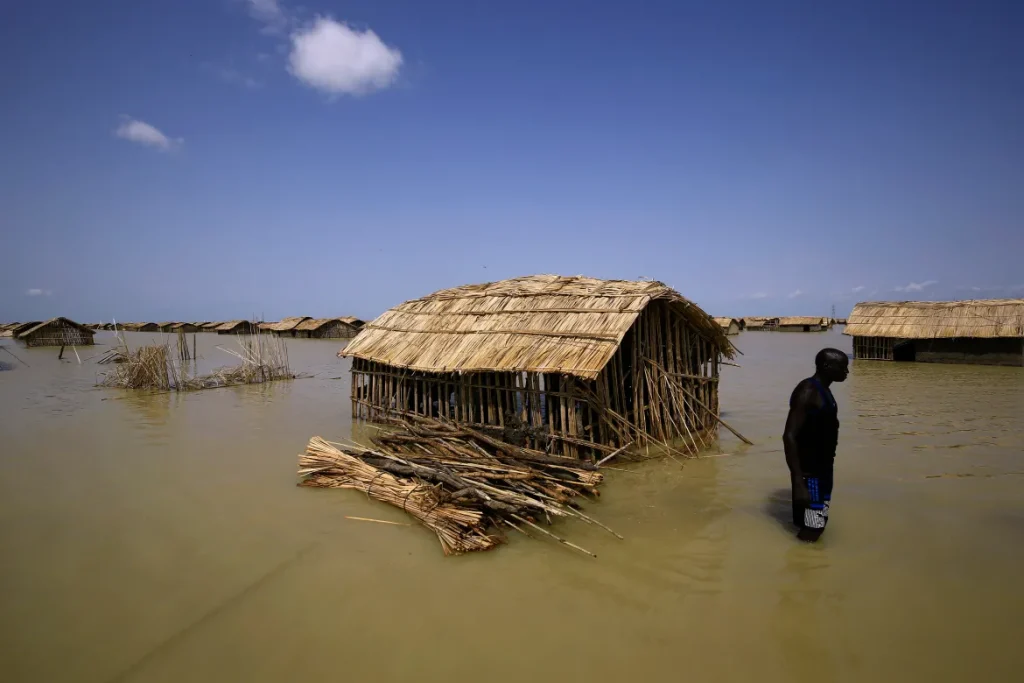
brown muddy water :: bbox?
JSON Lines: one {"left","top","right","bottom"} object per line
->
{"left": 1, "top": 329, "right": 1023, "bottom": 683}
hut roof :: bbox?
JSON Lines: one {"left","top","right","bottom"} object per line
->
{"left": 16, "top": 317, "right": 94, "bottom": 338}
{"left": 215, "top": 320, "right": 251, "bottom": 331}
{"left": 9, "top": 321, "right": 43, "bottom": 336}
{"left": 158, "top": 321, "right": 178, "bottom": 328}
{"left": 778, "top": 316, "right": 827, "bottom": 327}
{"left": 295, "top": 317, "right": 344, "bottom": 331}
{"left": 844, "top": 300, "right": 1024, "bottom": 339}
{"left": 338, "top": 316, "right": 364, "bottom": 326}
{"left": 264, "top": 316, "right": 311, "bottom": 332}
{"left": 712, "top": 317, "right": 739, "bottom": 328}
{"left": 200, "top": 321, "right": 222, "bottom": 329}
{"left": 341, "top": 274, "right": 733, "bottom": 380}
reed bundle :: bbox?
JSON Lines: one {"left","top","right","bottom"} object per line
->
{"left": 298, "top": 414, "right": 618, "bottom": 556}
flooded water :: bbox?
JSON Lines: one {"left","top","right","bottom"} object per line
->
{"left": 1, "top": 329, "right": 1023, "bottom": 683}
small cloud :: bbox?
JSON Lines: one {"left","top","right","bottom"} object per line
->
{"left": 851, "top": 285, "right": 865, "bottom": 293}
{"left": 750, "top": 292, "right": 769, "bottom": 300}
{"left": 114, "top": 117, "right": 182, "bottom": 152}
{"left": 787, "top": 289, "right": 803, "bottom": 299}
{"left": 288, "top": 17, "right": 403, "bottom": 96}
{"left": 26, "top": 288, "right": 51, "bottom": 296}
{"left": 894, "top": 280, "right": 938, "bottom": 293}
{"left": 212, "top": 65, "right": 262, "bottom": 89}
{"left": 247, "top": 0, "right": 288, "bottom": 33}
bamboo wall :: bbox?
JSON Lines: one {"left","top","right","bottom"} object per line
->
{"left": 852, "top": 336, "right": 896, "bottom": 360}
{"left": 350, "top": 302, "right": 722, "bottom": 460}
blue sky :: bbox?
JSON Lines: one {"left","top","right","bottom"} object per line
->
{"left": 2, "top": 0, "right": 1021, "bottom": 323}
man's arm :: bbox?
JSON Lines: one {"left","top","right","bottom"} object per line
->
{"left": 783, "top": 382, "right": 819, "bottom": 502}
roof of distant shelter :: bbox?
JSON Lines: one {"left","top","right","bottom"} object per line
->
{"left": 341, "top": 274, "right": 733, "bottom": 380}
{"left": 778, "top": 316, "right": 827, "bottom": 326}
{"left": 713, "top": 317, "right": 739, "bottom": 327}
{"left": 16, "top": 317, "right": 94, "bottom": 338}
{"left": 295, "top": 317, "right": 344, "bottom": 331}
{"left": 844, "top": 300, "right": 1024, "bottom": 339}
{"left": 264, "top": 316, "right": 311, "bottom": 332}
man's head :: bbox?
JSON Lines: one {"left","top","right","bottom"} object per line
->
{"left": 815, "top": 348, "right": 849, "bottom": 382}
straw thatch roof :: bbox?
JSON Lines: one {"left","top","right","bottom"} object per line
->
{"left": 712, "top": 317, "right": 738, "bottom": 328}
{"left": 844, "top": 300, "right": 1024, "bottom": 339}
{"left": 16, "top": 317, "right": 94, "bottom": 338}
{"left": 215, "top": 320, "right": 255, "bottom": 332}
{"left": 778, "top": 316, "right": 827, "bottom": 327}
{"left": 9, "top": 321, "right": 43, "bottom": 336}
{"left": 338, "top": 316, "right": 364, "bottom": 327}
{"left": 341, "top": 275, "right": 733, "bottom": 380}
{"left": 200, "top": 321, "right": 222, "bottom": 329}
{"left": 295, "top": 317, "right": 348, "bottom": 332}
{"left": 264, "top": 316, "right": 311, "bottom": 332}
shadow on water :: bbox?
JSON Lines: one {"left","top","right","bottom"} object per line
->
{"left": 765, "top": 487, "right": 795, "bottom": 532}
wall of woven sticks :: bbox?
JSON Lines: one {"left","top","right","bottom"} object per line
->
{"left": 351, "top": 301, "right": 722, "bottom": 460}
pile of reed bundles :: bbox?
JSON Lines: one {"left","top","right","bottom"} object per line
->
{"left": 99, "top": 331, "right": 293, "bottom": 391}
{"left": 299, "top": 414, "right": 621, "bottom": 556}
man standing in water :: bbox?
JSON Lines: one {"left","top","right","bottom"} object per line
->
{"left": 783, "top": 348, "right": 849, "bottom": 542}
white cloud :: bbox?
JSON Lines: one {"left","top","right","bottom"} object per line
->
{"left": 750, "top": 292, "right": 769, "bottom": 300}
{"left": 247, "top": 0, "right": 288, "bottom": 33}
{"left": 787, "top": 289, "right": 803, "bottom": 299}
{"left": 26, "top": 288, "right": 50, "bottom": 296}
{"left": 851, "top": 285, "right": 865, "bottom": 293}
{"left": 894, "top": 280, "right": 938, "bottom": 293}
{"left": 115, "top": 118, "right": 182, "bottom": 152}
{"left": 288, "top": 17, "right": 403, "bottom": 96}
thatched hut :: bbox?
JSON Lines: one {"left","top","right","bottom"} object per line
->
{"left": 216, "top": 320, "right": 259, "bottom": 335}
{"left": 16, "top": 317, "right": 95, "bottom": 347}
{"left": 835, "top": 318, "right": 847, "bottom": 326}
{"left": 743, "top": 317, "right": 778, "bottom": 331}
{"left": 845, "top": 300, "right": 1024, "bottom": 366}
{"left": 777, "top": 316, "right": 827, "bottom": 332}
{"left": 341, "top": 275, "right": 734, "bottom": 459}
{"left": 712, "top": 317, "right": 742, "bottom": 336}
{"left": 264, "top": 316, "right": 311, "bottom": 337}
{"left": 170, "top": 322, "right": 200, "bottom": 333}
{"left": 157, "top": 322, "right": 179, "bottom": 333}
{"left": 200, "top": 321, "right": 221, "bottom": 332}
{"left": 134, "top": 322, "right": 159, "bottom": 332}
{"left": 295, "top": 317, "right": 363, "bottom": 339}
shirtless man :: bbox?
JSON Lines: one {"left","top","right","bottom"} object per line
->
{"left": 783, "top": 348, "right": 849, "bottom": 542}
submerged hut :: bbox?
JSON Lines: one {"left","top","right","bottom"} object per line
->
{"left": 341, "top": 275, "right": 734, "bottom": 459}
{"left": 16, "top": 317, "right": 95, "bottom": 347}
{"left": 743, "top": 317, "right": 778, "bottom": 331}
{"left": 157, "top": 322, "right": 179, "bottom": 333}
{"left": 712, "top": 317, "right": 742, "bottom": 336}
{"left": 200, "top": 321, "right": 221, "bottom": 332}
{"left": 8, "top": 321, "right": 43, "bottom": 337}
{"left": 295, "top": 317, "right": 363, "bottom": 339}
{"left": 134, "top": 322, "right": 159, "bottom": 332}
{"left": 216, "top": 320, "right": 259, "bottom": 335}
{"left": 845, "top": 300, "right": 1024, "bottom": 366}
{"left": 170, "top": 322, "right": 200, "bottom": 333}
{"left": 777, "top": 316, "right": 827, "bottom": 332}
{"left": 264, "top": 316, "right": 311, "bottom": 337}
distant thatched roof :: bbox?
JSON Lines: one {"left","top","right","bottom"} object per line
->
{"left": 295, "top": 317, "right": 346, "bottom": 331}
{"left": 712, "top": 317, "right": 739, "bottom": 327}
{"left": 844, "top": 300, "right": 1024, "bottom": 339}
{"left": 16, "top": 317, "right": 94, "bottom": 338}
{"left": 338, "top": 316, "right": 364, "bottom": 326}
{"left": 200, "top": 321, "right": 222, "bottom": 329}
{"left": 9, "top": 321, "right": 43, "bottom": 336}
{"left": 264, "top": 316, "right": 311, "bottom": 332}
{"left": 341, "top": 275, "right": 733, "bottom": 380}
{"left": 778, "top": 316, "right": 827, "bottom": 327}
{"left": 216, "top": 320, "right": 253, "bottom": 332}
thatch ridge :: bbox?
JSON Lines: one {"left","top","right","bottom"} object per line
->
{"left": 778, "top": 316, "right": 827, "bottom": 327}
{"left": 265, "top": 316, "right": 311, "bottom": 332}
{"left": 341, "top": 274, "right": 733, "bottom": 380}
{"left": 844, "top": 299, "right": 1024, "bottom": 339}
{"left": 17, "top": 317, "right": 94, "bottom": 338}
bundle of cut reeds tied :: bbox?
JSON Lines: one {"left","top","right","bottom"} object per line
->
{"left": 298, "top": 415, "right": 620, "bottom": 556}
